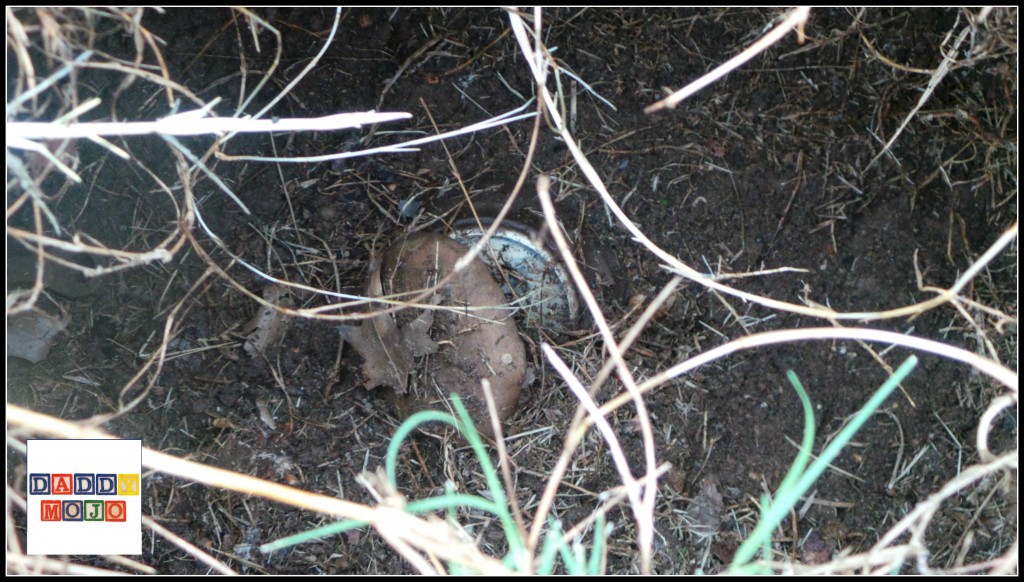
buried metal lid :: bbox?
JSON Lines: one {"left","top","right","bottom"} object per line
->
{"left": 448, "top": 219, "right": 579, "bottom": 331}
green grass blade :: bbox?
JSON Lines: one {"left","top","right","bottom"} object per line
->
{"left": 731, "top": 355, "right": 918, "bottom": 570}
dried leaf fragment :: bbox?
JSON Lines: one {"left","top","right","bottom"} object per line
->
{"left": 242, "top": 284, "right": 292, "bottom": 357}
{"left": 337, "top": 262, "right": 438, "bottom": 393}
{"left": 684, "top": 475, "right": 724, "bottom": 539}
{"left": 399, "top": 295, "right": 440, "bottom": 357}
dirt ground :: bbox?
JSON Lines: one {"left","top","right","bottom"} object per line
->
{"left": 7, "top": 7, "right": 1017, "bottom": 574}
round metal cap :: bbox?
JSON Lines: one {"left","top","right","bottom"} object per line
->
{"left": 449, "top": 224, "right": 579, "bottom": 331}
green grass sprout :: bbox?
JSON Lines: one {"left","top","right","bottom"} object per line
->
{"left": 730, "top": 355, "right": 919, "bottom": 572}
{"left": 263, "top": 393, "right": 612, "bottom": 573}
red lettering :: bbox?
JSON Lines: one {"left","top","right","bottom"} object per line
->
{"left": 40, "top": 500, "right": 62, "bottom": 521}
{"left": 106, "top": 500, "right": 127, "bottom": 522}
{"left": 51, "top": 474, "right": 73, "bottom": 495}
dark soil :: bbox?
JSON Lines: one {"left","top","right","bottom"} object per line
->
{"left": 7, "top": 7, "right": 1017, "bottom": 574}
